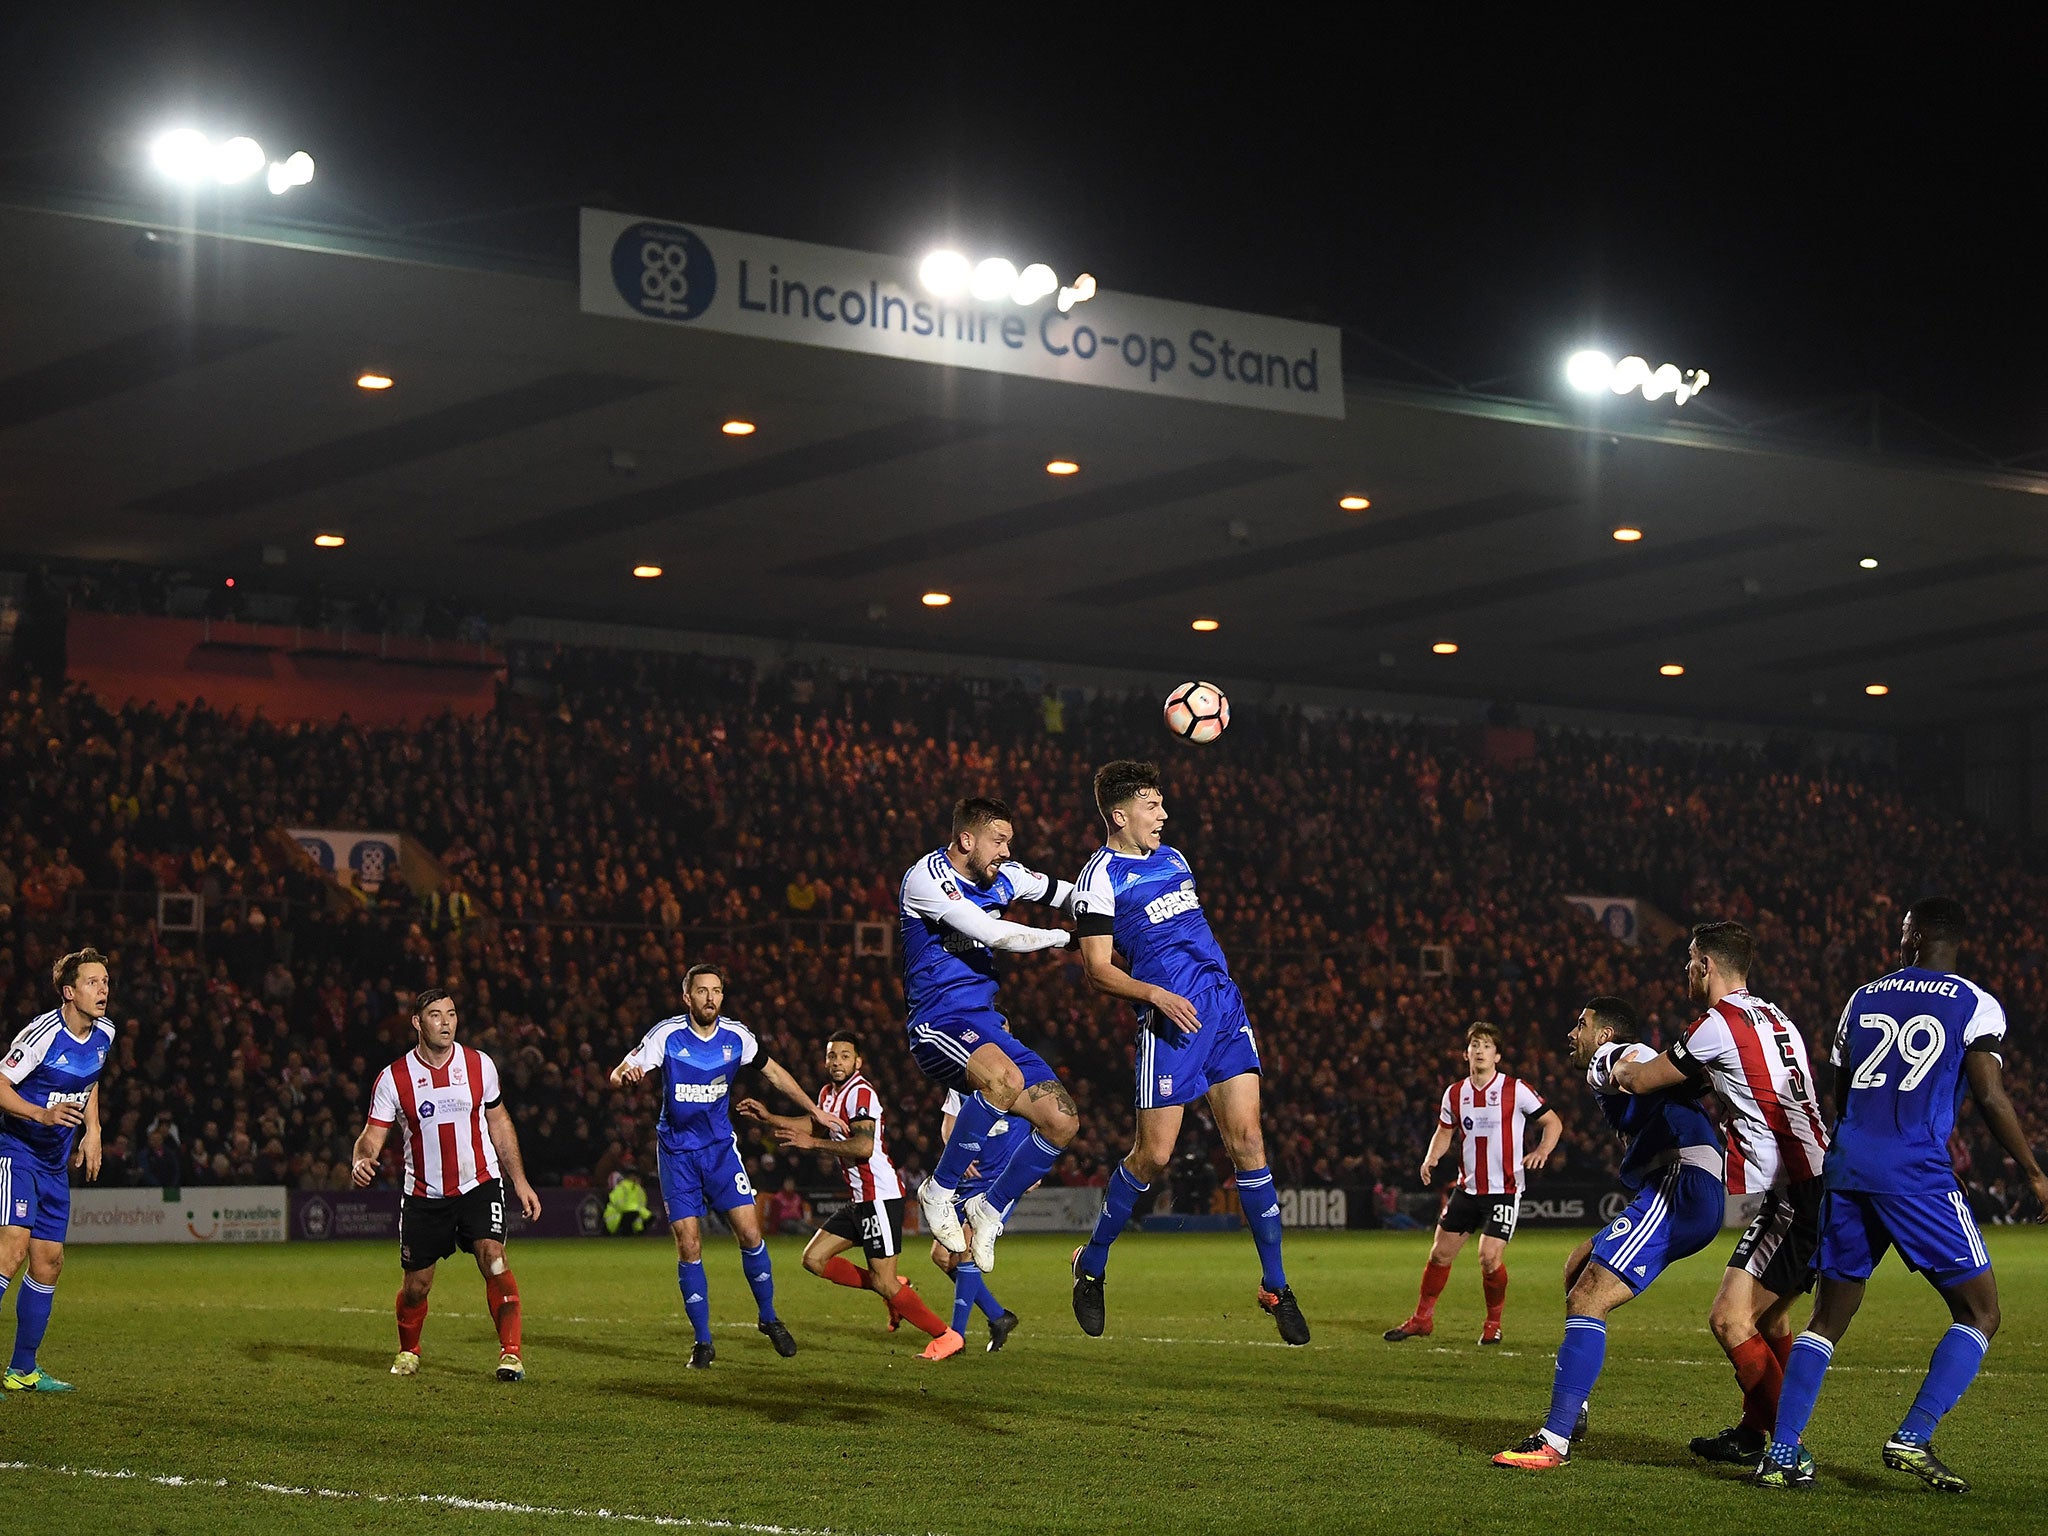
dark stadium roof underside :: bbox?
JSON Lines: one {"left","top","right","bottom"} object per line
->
{"left": 3, "top": 199, "right": 2047, "bottom": 729}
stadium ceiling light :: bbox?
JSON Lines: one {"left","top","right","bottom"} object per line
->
{"left": 1566, "top": 348, "right": 1710, "bottom": 406}
{"left": 921, "top": 591, "right": 953, "bottom": 607}
{"left": 918, "top": 249, "right": 1095, "bottom": 310}
{"left": 632, "top": 564, "right": 663, "bottom": 579}
{"left": 312, "top": 533, "right": 346, "bottom": 548}
{"left": 1659, "top": 662, "right": 1685, "bottom": 677}
{"left": 1611, "top": 526, "right": 1644, "bottom": 542}
{"left": 1191, "top": 618, "right": 1220, "bottom": 632}
{"left": 355, "top": 372, "right": 393, "bottom": 391}
{"left": 1865, "top": 682, "right": 1889, "bottom": 696}
{"left": 149, "top": 129, "right": 315, "bottom": 193}
{"left": 1431, "top": 640, "right": 1459, "bottom": 655}
{"left": 1859, "top": 556, "right": 1879, "bottom": 569}
{"left": 1338, "top": 495, "right": 1371, "bottom": 512}
{"left": 721, "top": 419, "right": 756, "bottom": 436}
{"left": 1045, "top": 459, "right": 1080, "bottom": 476}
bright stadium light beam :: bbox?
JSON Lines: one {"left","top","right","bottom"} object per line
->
{"left": 969, "top": 257, "right": 1019, "bottom": 303}
{"left": 150, "top": 127, "right": 212, "bottom": 182}
{"left": 1567, "top": 347, "right": 1710, "bottom": 405}
{"left": 918, "top": 250, "right": 971, "bottom": 298}
{"left": 266, "top": 150, "right": 315, "bottom": 194}
{"left": 213, "top": 136, "right": 266, "bottom": 183}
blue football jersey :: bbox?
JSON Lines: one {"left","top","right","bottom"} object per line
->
{"left": 898, "top": 849, "right": 1063, "bottom": 1019}
{"left": 626, "top": 1015, "right": 759, "bottom": 1153}
{"left": 1070, "top": 843, "right": 1232, "bottom": 1008}
{"left": 1827, "top": 968, "right": 2006, "bottom": 1195}
{"left": 1592, "top": 1045, "right": 1724, "bottom": 1191}
{"left": 1, "top": 1009, "right": 115, "bottom": 1166}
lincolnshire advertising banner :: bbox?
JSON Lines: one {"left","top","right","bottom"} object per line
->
{"left": 289, "top": 1187, "right": 611, "bottom": 1241}
{"left": 69, "top": 1186, "right": 288, "bottom": 1244}
{"left": 1565, "top": 894, "right": 1641, "bottom": 945}
{"left": 580, "top": 208, "right": 1344, "bottom": 419}
{"left": 287, "top": 828, "right": 402, "bottom": 891}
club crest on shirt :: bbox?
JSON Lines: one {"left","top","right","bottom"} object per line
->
{"left": 1158, "top": 1075, "right": 1173, "bottom": 1095}
{"left": 961, "top": 1030, "right": 980, "bottom": 1044}
{"left": 723, "top": 1044, "right": 735, "bottom": 1062}
{"left": 419, "top": 1100, "right": 436, "bottom": 1119}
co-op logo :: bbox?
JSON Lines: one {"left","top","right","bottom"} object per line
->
{"left": 613, "top": 222, "right": 718, "bottom": 321}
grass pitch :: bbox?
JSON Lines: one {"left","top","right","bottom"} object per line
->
{"left": 6, "top": 1228, "right": 2046, "bottom": 1533}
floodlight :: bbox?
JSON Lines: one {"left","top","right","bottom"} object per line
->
{"left": 918, "top": 250, "right": 971, "bottom": 298}
{"left": 266, "top": 150, "right": 315, "bottom": 194}
{"left": 1565, "top": 350, "right": 1614, "bottom": 393}
{"left": 969, "top": 257, "right": 1018, "bottom": 303}
{"left": 214, "top": 136, "right": 265, "bottom": 183}
{"left": 149, "top": 128, "right": 211, "bottom": 182}
{"left": 1013, "top": 263, "right": 1058, "bottom": 304}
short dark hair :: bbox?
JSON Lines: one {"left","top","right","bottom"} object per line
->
{"left": 1690, "top": 921, "right": 1754, "bottom": 978}
{"left": 1906, "top": 895, "right": 1967, "bottom": 948}
{"left": 952, "top": 796, "right": 1013, "bottom": 838}
{"left": 1582, "top": 995, "right": 1640, "bottom": 1042}
{"left": 683, "top": 963, "right": 724, "bottom": 991}
{"left": 53, "top": 947, "right": 108, "bottom": 996}
{"left": 1465, "top": 1020, "right": 1503, "bottom": 1049}
{"left": 827, "top": 1029, "right": 861, "bottom": 1052}
{"left": 1094, "top": 759, "right": 1161, "bottom": 821}
{"left": 413, "top": 986, "right": 455, "bottom": 1016}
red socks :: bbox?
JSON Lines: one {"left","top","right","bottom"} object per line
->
{"left": 1730, "top": 1333, "right": 1785, "bottom": 1434}
{"left": 888, "top": 1282, "right": 949, "bottom": 1340}
{"left": 819, "top": 1256, "right": 869, "bottom": 1290}
{"left": 395, "top": 1290, "right": 428, "bottom": 1354}
{"left": 484, "top": 1270, "right": 522, "bottom": 1355}
{"left": 1483, "top": 1264, "right": 1509, "bottom": 1325}
{"left": 1765, "top": 1330, "right": 1793, "bottom": 1370}
{"left": 1415, "top": 1260, "right": 1453, "bottom": 1321}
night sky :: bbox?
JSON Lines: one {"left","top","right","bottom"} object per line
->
{"left": 4, "top": 6, "right": 2043, "bottom": 459}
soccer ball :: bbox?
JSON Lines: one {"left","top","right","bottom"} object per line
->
{"left": 1163, "top": 681, "right": 1229, "bottom": 744}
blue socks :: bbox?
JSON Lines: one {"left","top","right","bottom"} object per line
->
{"left": 1235, "top": 1167, "right": 1287, "bottom": 1292}
{"left": 1765, "top": 1332, "right": 1835, "bottom": 1464}
{"left": 1542, "top": 1316, "right": 1607, "bottom": 1449}
{"left": 1898, "top": 1324, "right": 1991, "bottom": 1443}
{"left": 10, "top": 1276, "right": 55, "bottom": 1375}
{"left": 1079, "top": 1163, "right": 1149, "bottom": 1276}
{"left": 985, "top": 1130, "right": 1066, "bottom": 1216}
{"left": 951, "top": 1263, "right": 982, "bottom": 1335}
{"left": 677, "top": 1260, "right": 712, "bottom": 1344}
{"left": 740, "top": 1242, "right": 777, "bottom": 1322}
{"left": 932, "top": 1093, "right": 1002, "bottom": 1190}
{"left": 949, "top": 1263, "right": 1007, "bottom": 1334}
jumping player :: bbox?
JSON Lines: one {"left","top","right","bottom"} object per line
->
{"left": 1758, "top": 897, "right": 2048, "bottom": 1492}
{"left": 1607, "top": 922, "right": 1830, "bottom": 1468}
{"left": 931, "top": 1087, "right": 1021, "bottom": 1354}
{"left": 610, "top": 963, "right": 827, "bottom": 1368}
{"left": 1386, "top": 1021, "right": 1560, "bottom": 1345}
{"left": 1494, "top": 996, "right": 1725, "bottom": 1469}
{"left": 737, "top": 1031, "right": 957, "bottom": 1357}
{"left": 1068, "top": 760, "right": 1308, "bottom": 1345}
{"left": 0, "top": 947, "right": 114, "bottom": 1393}
{"left": 900, "top": 796, "right": 1077, "bottom": 1274}
{"left": 351, "top": 987, "right": 543, "bottom": 1381}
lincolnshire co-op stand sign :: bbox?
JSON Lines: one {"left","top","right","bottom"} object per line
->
{"left": 578, "top": 209, "right": 1344, "bottom": 420}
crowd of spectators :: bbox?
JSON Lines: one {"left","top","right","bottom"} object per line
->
{"left": 3, "top": 638, "right": 2044, "bottom": 1223}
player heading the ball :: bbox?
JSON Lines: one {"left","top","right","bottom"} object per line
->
{"left": 901, "top": 796, "right": 1079, "bottom": 1275}
{"left": 1067, "top": 760, "right": 1308, "bottom": 1345}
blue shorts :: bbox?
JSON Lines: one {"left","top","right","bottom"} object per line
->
{"left": 906, "top": 1010, "right": 1055, "bottom": 1094}
{"left": 1589, "top": 1164, "right": 1724, "bottom": 1292}
{"left": 1819, "top": 1187, "right": 1991, "bottom": 1287}
{"left": 1135, "top": 979, "right": 1261, "bottom": 1109}
{"left": 658, "top": 1137, "right": 757, "bottom": 1222}
{"left": 0, "top": 1139, "right": 70, "bottom": 1243}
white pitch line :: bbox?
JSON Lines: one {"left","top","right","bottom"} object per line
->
{"left": 0, "top": 1462, "right": 936, "bottom": 1536}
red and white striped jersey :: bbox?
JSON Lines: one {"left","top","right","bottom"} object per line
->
{"left": 817, "top": 1071, "right": 902, "bottom": 1203}
{"left": 368, "top": 1045, "right": 503, "bottom": 1198}
{"left": 1669, "top": 989, "right": 1829, "bottom": 1194}
{"left": 1437, "top": 1073, "right": 1547, "bottom": 1196}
